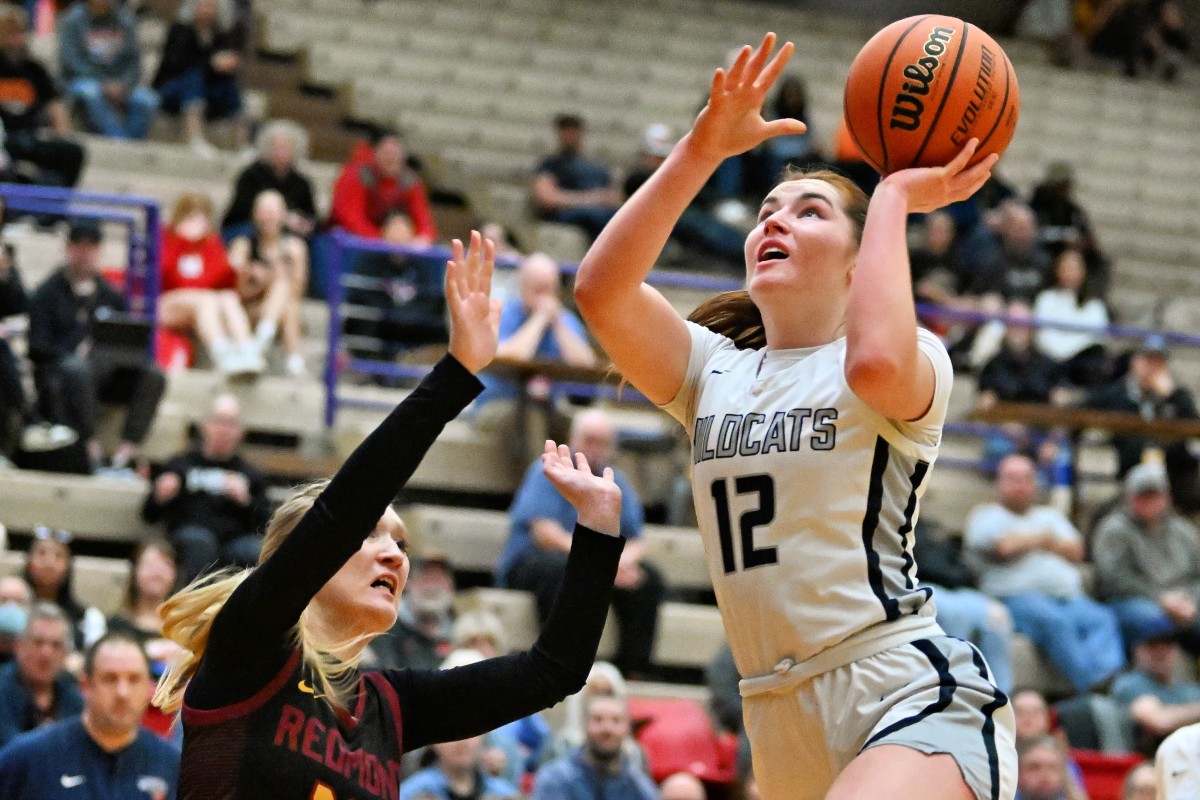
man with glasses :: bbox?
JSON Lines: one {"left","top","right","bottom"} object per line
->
{"left": 141, "top": 393, "right": 270, "bottom": 582}
{"left": 0, "top": 603, "right": 82, "bottom": 747}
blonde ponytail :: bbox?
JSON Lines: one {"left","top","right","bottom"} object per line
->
{"left": 153, "top": 568, "right": 251, "bottom": 713}
{"left": 153, "top": 479, "right": 371, "bottom": 714}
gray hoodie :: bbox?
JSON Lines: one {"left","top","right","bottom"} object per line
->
{"left": 57, "top": 2, "right": 142, "bottom": 87}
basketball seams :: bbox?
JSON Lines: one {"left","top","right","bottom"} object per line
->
{"left": 872, "top": 15, "right": 930, "bottom": 174}
{"left": 910, "top": 22, "right": 970, "bottom": 168}
{"left": 976, "top": 50, "right": 1016, "bottom": 156}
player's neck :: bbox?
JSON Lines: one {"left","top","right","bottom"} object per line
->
{"left": 761, "top": 308, "right": 844, "bottom": 351}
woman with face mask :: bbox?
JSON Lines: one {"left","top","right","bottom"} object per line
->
{"left": 158, "top": 192, "right": 263, "bottom": 377}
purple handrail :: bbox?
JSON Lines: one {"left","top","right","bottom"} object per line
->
{"left": 0, "top": 183, "right": 160, "bottom": 355}
{"left": 323, "top": 233, "right": 1200, "bottom": 426}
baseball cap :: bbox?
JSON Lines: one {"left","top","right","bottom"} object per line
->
{"left": 1126, "top": 462, "right": 1169, "bottom": 496}
{"left": 642, "top": 123, "right": 674, "bottom": 158}
{"left": 66, "top": 218, "right": 102, "bottom": 244}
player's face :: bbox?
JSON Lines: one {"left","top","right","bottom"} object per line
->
{"left": 83, "top": 641, "right": 152, "bottom": 736}
{"left": 745, "top": 179, "right": 857, "bottom": 305}
{"left": 313, "top": 507, "right": 409, "bottom": 637}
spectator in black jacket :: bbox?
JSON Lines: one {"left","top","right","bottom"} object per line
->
{"left": 142, "top": 392, "right": 270, "bottom": 582}
{"left": 0, "top": 242, "right": 75, "bottom": 461}
{"left": 221, "top": 119, "right": 317, "bottom": 239}
{"left": 975, "top": 301, "right": 1074, "bottom": 497}
{"left": 152, "top": 0, "right": 246, "bottom": 156}
{"left": 28, "top": 220, "right": 165, "bottom": 474}
{"left": 0, "top": 240, "right": 27, "bottom": 457}
{"left": 1084, "top": 335, "right": 1200, "bottom": 512}
{"left": 0, "top": 5, "right": 84, "bottom": 187}
{"left": 977, "top": 302, "right": 1069, "bottom": 407}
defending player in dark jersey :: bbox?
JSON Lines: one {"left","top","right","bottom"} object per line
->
{"left": 153, "top": 231, "right": 627, "bottom": 800}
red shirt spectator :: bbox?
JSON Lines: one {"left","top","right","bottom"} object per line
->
{"left": 330, "top": 133, "right": 436, "bottom": 242}
{"left": 160, "top": 227, "right": 236, "bottom": 293}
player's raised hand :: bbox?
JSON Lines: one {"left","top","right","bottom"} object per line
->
{"left": 445, "top": 230, "right": 502, "bottom": 375}
{"left": 881, "top": 138, "right": 999, "bottom": 214}
{"left": 687, "top": 33, "right": 808, "bottom": 162}
{"left": 541, "top": 440, "right": 623, "bottom": 537}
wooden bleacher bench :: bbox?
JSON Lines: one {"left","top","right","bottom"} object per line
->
{"left": 403, "top": 504, "right": 711, "bottom": 591}
{"left": 455, "top": 587, "right": 726, "bottom": 670}
{"left": 0, "top": 469, "right": 157, "bottom": 543}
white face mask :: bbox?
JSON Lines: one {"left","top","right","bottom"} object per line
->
{"left": 177, "top": 213, "right": 209, "bottom": 242}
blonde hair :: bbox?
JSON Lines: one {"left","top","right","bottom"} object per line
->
{"left": 153, "top": 480, "right": 369, "bottom": 713}
{"left": 688, "top": 168, "right": 869, "bottom": 351}
{"left": 169, "top": 192, "right": 215, "bottom": 229}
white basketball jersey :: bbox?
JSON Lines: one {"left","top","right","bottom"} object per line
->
{"left": 661, "top": 322, "right": 954, "bottom": 680}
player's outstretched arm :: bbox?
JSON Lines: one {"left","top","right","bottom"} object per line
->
{"left": 539, "top": 439, "right": 622, "bottom": 536}
{"left": 387, "top": 440, "right": 626, "bottom": 750}
{"left": 845, "top": 140, "right": 996, "bottom": 421}
{"left": 575, "top": 33, "right": 805, "bottom": 405}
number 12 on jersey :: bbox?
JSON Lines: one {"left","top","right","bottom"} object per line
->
{"left": 710, "top": 474, "right": 778, "bottom": 574}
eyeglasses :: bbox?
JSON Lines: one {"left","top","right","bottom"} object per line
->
{"left": 33, "top": 526, "right": 72, "bottom": 545}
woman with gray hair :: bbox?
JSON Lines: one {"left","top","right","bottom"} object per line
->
{"left": 153, "top": 0, "right": 246, "bottom": 155}
{"left": 222, "top": 119, "right": 317, "bottom": 239}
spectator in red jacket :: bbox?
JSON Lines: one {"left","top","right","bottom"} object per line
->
{"left": 329, "top": 128, "right": 436, "bottom": 243}
{"left": 158, "top": 192, "right": 262, "bottom": 377}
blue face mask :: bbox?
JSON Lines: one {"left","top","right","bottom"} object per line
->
{"left": 0, "top": 602, "right": 27, "bottom": 637}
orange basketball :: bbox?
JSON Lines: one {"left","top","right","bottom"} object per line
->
{"left": 843, "top": 15, "right": 1019, "bottom": 175}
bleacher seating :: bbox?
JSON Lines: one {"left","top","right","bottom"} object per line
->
{"left": 256, "top": 0, "right": 1200, "bottom": 337}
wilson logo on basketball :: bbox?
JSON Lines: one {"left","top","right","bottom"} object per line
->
{"left": 889, "top": 26, "right": 955, "bottom": 132}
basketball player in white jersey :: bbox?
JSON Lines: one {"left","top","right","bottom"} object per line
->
{"left": 573, "top": 34, "right": 1016, "bottom": 800}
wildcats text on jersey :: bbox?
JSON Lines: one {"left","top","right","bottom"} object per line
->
{"left": 693, "top": 408, "right": 838, "bottom": 464}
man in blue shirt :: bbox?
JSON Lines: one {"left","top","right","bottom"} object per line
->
{"left": 475, "top": 252, "right": 597, "bottom": 409}
{"left": 530, "top": 113, "right": 622, "bottom": 240}
{"left": 474, "top": 252, "right": 598, "bottom": 480}
{"left": 532, "top": 694, "right": 657, "bottom": 800}
{"left": 498, "top": 409, "right": 665, "bottom": 678}
{"left": 0, "top": 631, "right": 179, "bottom": 799}
{"left": 0, "top": 603, "right": 82, "bottom": 748}
{"left": 1113, "top": 631, "right": 1200, "bottom": 757}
